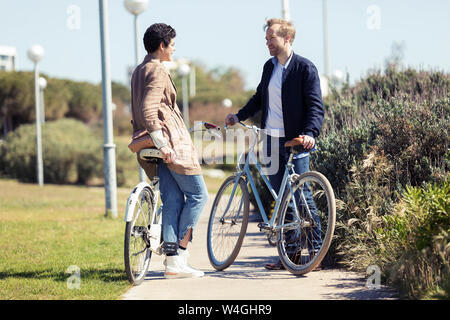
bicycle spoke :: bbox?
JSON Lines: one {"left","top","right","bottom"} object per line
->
{"left": 207, "top": 176, "right": 249, "bottom": 270}
{"left": 277, "top": 172, "right": 336, "bottom": 275}
{"left": 125, "top": 187, "right": 155, "bottom": 284}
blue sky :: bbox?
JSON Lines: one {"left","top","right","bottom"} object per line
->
{"left": 1, "top": 0, "right": 449, "bottom": 90}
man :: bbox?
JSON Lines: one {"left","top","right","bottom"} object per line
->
{"left": 225, "top": 18, "right": 324, "bottom": 270}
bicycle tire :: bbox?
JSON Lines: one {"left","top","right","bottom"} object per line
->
{"left": 124, "top": 186, "right": 156, "bottom": 285}
{"left": 277, "top": 171, "right": 336, "bottom": 275}
{"left": 207, "top": 175, "right": 249, "bottom": 271}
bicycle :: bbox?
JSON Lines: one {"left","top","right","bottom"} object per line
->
{"left": 206, "top": 122, "right": 336, "bottom": 275}
{"left": 123, "top": 122, "right": 221, "bottom": 285}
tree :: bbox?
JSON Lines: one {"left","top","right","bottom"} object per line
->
{"left": 0, "top": 71, "right": 34, "bottom": 136}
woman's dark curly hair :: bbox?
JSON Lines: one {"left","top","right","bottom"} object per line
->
{"left": 143, "top": 23, "right": 176, "bottom": 54}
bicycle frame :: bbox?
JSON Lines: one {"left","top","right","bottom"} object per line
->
{"left": 220, "top": 123, "right": 301, "bottom": 230}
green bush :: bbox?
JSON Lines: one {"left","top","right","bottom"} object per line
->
{"left": 373, "top": 96, "right": 449, "bottom": 187}
{"left": 314, "top": 67, "right": 449, "bottom": 298}
{"left": 314, "top": 67, "right": 449, "bottom": 212}
{"left": 312, "top": 121, "right": 377, "bottom": 196}
{"left": 115, "top": 138, "right": 138, "bottom": 187}
{"left": 371, "top": 179, "right": 449, "bottom": 299}
{"left": 0, "top": 119, "right": 103, "bottom": 184}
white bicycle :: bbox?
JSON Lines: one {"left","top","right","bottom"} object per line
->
{"left": 123, "top": 122, "right": 221, "bottom": 285}
{"left": 124, "top": 148, "right": 164, "bottom": 286}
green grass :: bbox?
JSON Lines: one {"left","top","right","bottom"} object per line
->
{"left": 0, "top": 179, "right": 133, "bottom": 300}
{"left": 0, "top": 169, "right": 229, "bottom": 300}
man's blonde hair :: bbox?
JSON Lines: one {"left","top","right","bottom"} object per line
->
{"left": 265, "top": 18, "right": 296, "bottom": 44}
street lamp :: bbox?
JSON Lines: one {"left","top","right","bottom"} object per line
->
{"left": 124, "top": 0, "right": 148, "bottom": 182}
{"left": 124, "top": 0, "right": 148, "bottom": 15}
{"left": 38, "top": 77, "right": 47, "bottom": 124}
{"left": 27, "top": 44, "right": 44, "bottom": 187}
{"left": 124, "top": 0, "right": 148, "bottom": 66}
{"left": 323, "top": 0, "right": 330, "bottom": 79}
{"left": 99, "top": 0, "right": 118, "bottom": 218}
{"left": 178, "top": 63, "right": 191, "bottom": 127}
{"left": 282, "top": 0, "right": 291, "bottom": 21}
{"left": 222, "top": 98, "right": 232, "bottom": 108}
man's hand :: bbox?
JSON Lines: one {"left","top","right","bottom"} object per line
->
{"left": 225, "top": 114, "right": 239, "bottom": 126}
{"left": 160, "top": 145, "right": 176, "bottom": 163}
{"left": 301, "top": 135, "right": 315, "bottom": 150}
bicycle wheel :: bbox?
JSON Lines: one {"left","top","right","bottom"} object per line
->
{"left": 207, "top": 175, "right": 249, "bottom": 270}
{"left": 277, "top": 171, "right": 336, "bottom": 275}
{"left": 124, "top": 186, "right": 156, "bottom": 285}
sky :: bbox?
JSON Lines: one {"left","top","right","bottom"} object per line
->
{"left": 1, "top": 0, "right": 449, "bottom": 90}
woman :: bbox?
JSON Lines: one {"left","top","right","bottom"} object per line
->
{"left": 130, "top": 23, "right": 208, "bottom": 278}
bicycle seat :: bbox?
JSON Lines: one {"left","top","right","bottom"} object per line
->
{"left": 285, "top": 137, "right": 309, "bottom": 154}
{"left": 139, "top": 148, "right": 163, "bottom": 162}
{"left": 284, "top": 137, "right": 304, "bottom": 147}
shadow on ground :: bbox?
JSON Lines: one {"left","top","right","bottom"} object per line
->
{"left": 321, "top": 275, "right": 399, "bottom": 300}
{"left": 0, "top": 268, "right": 127, "bottom": 283}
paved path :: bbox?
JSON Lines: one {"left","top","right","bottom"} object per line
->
{"left": 121, "top": 194, "right": 397, "bottom": 300}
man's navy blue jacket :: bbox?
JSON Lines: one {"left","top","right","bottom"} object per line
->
{"left": 236, "top": 52, "right": 324, "bottom": 140}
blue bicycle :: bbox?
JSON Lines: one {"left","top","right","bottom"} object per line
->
{"left": 206, "top": 122, "right": 336, "bottom": 275}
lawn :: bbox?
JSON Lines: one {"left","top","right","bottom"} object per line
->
{"left": 0, "top": 179, "right": 133, "bottom": 299}
{"left": 0, "top": 171, "right": 227, "bottom": 300}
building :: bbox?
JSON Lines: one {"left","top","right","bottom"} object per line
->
{"left": 0, "top": 46, "right": 17, "bottom": 71}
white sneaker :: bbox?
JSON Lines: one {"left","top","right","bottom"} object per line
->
{"left": 163, "top": 249, "right": 196, "bottom": 267}
{"left": 178, "top": 249, "right": 204, "bottom": 274}
{"left": 164, "top": 254, "right": 204, "bottom": 279}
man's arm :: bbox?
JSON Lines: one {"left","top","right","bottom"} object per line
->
{"left": 301, "top": 64, "right": 324, "bottom": 138}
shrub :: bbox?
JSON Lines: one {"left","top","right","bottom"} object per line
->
{"left": 309, "top": 68, "right": 449, "bottom": 282}
{"left": 311, "top": 121, "right": 376, "bottom": 196}
{"left": 0, "top": 119, "right": 103, "bottom": 184}
{"left": 372, "top": 96, "right": 449, "bottom": 187}
{"left": 316, "top": 67, "right": 449, "bottom": 299}
{"left": 373, "top": 179, "right": 449, "bottom": 299}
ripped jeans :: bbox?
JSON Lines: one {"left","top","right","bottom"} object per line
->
{"left": 158, "top": 162, "right": 208, "bottom": 253}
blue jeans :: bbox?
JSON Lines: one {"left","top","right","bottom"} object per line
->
{"left": 157, "top": 163, "right": 208, "bottom": 250}
{"left": 264, "top": 135, "right": 322, "bottom": 252}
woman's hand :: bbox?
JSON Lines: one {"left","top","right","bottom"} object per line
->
{"left": 160, "top": 145, "right": 176, "bottom": 163}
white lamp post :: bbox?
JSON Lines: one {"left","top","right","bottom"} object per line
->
{"left": 282, "top": 0, "right": 290, "bottom": 21}
{"left": 124, "top": 0, "right": 148, "bottom": 182}
{"left": 27, "top": 44, "right": 44, "bottom": 187}
{"left": 222, "top": 98, "right": 232, "bottom": 108}
{"left": 124, "top": 0, "right": 148, "bottom": 65}
{"left": 178, "top": 63, "right": 191, "bottom": 127}
{"left": 38, "top": 77, "right": 47, "bottom": 124}
{"left": 323, "top": 0, "right": 330, "bottom": 79}
{"left": 99, "top": 0, "right": 118, "bottom": 218}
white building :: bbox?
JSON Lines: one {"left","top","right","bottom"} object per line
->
{"left": 0, "top": 46, "right": 17, "bottom": 71}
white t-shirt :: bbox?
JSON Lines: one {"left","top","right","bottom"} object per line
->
{"left": 265, "top": 52, "right": 293, "bottom": 137}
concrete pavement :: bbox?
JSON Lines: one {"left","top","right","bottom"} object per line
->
{"left": 121, "top": 194, "right": 397, "bottom": 300}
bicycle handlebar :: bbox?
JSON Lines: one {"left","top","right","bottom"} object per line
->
{"left": 225, "top": 121, "right": 316, "bottom": 153}
{"left": 188, "top": 121, "right": 221, "bottom": 132}
{"left": 224, "top": 121, "right": 262, "bottom": 132}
